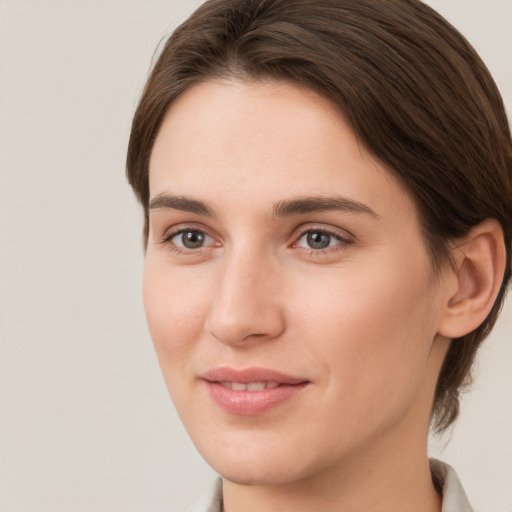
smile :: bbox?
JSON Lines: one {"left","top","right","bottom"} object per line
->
{"left": 201, "top": 367, "right": 309, "bottom": 416}
{"left": 219, "top": 381, "right": 280, "bottom": 391}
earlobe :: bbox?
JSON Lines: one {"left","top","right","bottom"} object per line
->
{"left": 438, "top": 219, "right": 506, "bottom": 339}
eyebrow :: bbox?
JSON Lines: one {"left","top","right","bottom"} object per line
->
{"left": 272, "top": 196, "right": 378, "bottom": 218}
{"left": 149, "top": 194, "right": 214, "bottom": 216}
{"left": 148, "top": 193, "right": 378, "bottom": 219}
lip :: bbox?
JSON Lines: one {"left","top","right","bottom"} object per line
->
{"left": 201, "top": 367, "right": 309, "bottom": 416}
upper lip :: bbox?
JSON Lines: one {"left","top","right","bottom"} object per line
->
{"left": 201, "top": 367, "right": 308, "bottom": 385}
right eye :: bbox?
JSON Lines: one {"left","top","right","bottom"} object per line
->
{"left": 168, "top": 229, "right": 214, "bottom": 250}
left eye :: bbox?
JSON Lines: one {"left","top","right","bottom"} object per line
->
{"left": 170, "top": 230, "right": 213, "bottom": 249}
{"left": 296, "top": 230, "right": 342, "bottom": 250}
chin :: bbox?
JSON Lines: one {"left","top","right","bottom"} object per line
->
{"left": 194, "top": 430, "right": 315, "bottom": 486}
{"left": 209, "top": 458, "right": 307, "bottom": 486}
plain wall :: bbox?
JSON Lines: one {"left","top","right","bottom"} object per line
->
{"left": 0, "top": 1, "right": 510, "bottom": 511}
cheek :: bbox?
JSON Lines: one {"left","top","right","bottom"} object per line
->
{"left": 290, "top": 257, "right": 438, "bottom": 398}
{"left": 142, "top": 260, "right": 212, "bottom": 374}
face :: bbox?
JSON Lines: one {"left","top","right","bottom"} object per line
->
{"left": 144, "top": 79, "right": 451, "bottom": 486}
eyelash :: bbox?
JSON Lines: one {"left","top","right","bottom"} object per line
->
{"left": 293, "top": 228, "right": 353, "bottom": 257}
{"left": 160, "top": 227, "right": 218, "bottom": 255}
{"left": 160, "top": 225, "right": 354, "bottom": 256}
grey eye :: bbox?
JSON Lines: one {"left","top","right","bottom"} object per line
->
{"left": 172, "top": 230, "right": 211, "bottom": 249}
{"left": 298, "top": 231, "right": 339, "bottom": 250}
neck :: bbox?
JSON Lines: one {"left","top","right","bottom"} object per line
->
{"left": 222, "top": 435, "right": 441, "bottom": 512}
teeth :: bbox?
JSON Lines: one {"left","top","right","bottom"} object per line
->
{"left": 219, "top": 381, "right": 280, "bottom": 391}
{"left": 247, "top": 382, "right": 266, "bottom": 391}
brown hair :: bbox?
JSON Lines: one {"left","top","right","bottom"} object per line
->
{"left": 126, "top": 0, "right": 512, "bottom": 432}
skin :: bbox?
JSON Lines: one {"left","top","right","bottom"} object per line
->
{"left": 144, "top": 79, "right": 459, "bottom": 512}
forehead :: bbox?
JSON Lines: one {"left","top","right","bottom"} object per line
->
{"left": 149, "top": 79, "right": 416, "bottom": 224}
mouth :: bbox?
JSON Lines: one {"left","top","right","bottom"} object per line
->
{"left": 217, "top": 381, "right": 281, "bottom": 391}
{"left": 200, "top": 367, "right": 310, "bottom": 416}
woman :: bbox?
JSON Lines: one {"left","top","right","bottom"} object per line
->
{"left": 126, "top": 0, "right": 512, "bottom": 510}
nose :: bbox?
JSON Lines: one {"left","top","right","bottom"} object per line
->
{"left": 204, "top": 249, "right": 286, "bottom": 347}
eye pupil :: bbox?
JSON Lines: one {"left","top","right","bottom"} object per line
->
{"left": 307, "top": 231, "right": 331, "bottom": 249}
{"left": 182, "top": 231, "right": 205, "bottom": 249}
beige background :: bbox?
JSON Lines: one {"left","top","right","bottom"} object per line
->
{"left": 0, "top": 1, "right": 510, "bottom": 511}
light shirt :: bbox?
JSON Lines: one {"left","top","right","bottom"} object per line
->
{"left": 186, "top": 460, "right": 473, "bottom": 512}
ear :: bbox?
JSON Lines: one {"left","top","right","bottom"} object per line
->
{"left": 438, "top": 219, "right": 506, "bottom": 339}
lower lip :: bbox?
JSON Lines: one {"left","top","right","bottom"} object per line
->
{"left": 205, "top": 381, "right": 308, "bottom": 416}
